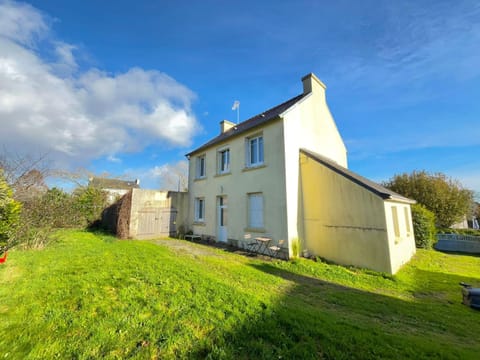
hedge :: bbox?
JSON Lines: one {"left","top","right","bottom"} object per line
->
{"left": 411, "top": 204, "right": 436, "bottom": 249}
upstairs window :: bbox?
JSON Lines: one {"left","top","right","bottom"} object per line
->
{"left": 247, "top": 135, "right": 264, "bottom": 167}
{"left": 196, "top": 155, "right": 206, "bottom": 178}
{"left": 218, "top": 148, "right": 230, "bottom": 174}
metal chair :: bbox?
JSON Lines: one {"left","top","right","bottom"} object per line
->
{"left": 244, "top": 233, "right": 258, "bottom": 252}
{"left": 268, "top": 239, "right": 285, "bottom": 258}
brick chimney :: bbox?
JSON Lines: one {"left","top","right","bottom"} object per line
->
{"left": 302, "top": 73, "right": 327, "bottom": 95}
{"left": 220, "top": 120, "right": 236, "bottom": 133}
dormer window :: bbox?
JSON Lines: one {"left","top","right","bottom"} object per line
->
{"left": 247, "top": 135, "right": 264, "bottom": 167}
{"left": 196, "top": 155, "right": 206, "bottom": 179}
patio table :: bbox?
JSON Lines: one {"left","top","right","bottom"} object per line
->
{"left": 254, "top": 236, "right": 272, "bottom": 255}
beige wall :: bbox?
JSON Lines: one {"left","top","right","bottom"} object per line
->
{"left": 282, "top": 76, "right": 347, "bottom": 256}
{"left": 299, "top": 152, "right": 395, "bottom": 272}
{"left": 187, "top": 120, "right": 288, "bottom": 248}
{"left": 129, "top": 189, "right": 188, "bottom": 239}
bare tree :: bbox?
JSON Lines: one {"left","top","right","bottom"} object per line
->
{"left": 0, "top": 149, "right": 51, "bottom": 201}
{"left": 156, "top": 161, "right": 188, "bottom": 191}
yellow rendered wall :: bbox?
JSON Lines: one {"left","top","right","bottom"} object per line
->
{"left": 299, "top": 152, "right": 394, "bottom": 273}
{"left": 187, "top": 120, "right": 288, "bottom": 248}
{"left": 282, "top": 85, "right": 348, "bottom": 256}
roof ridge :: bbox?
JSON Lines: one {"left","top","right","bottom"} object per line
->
{"left": 238, "top": 93, "right": 304, "bottom": 126}
{"left": 187, "top": 93, "right": 305, "bottom": 156}
{"left": 300, "top": 149, "right": 415, "bottom": 204}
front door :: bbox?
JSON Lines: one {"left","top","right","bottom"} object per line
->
{"left": 217, "top": 196, "right": 228, "bottom": 242}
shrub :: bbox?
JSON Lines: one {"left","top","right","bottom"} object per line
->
{"left": 411, "top": 204, "right": 436, "bottom": 249}
{"left": 291, "top": 238, "right": 299, "bottom": 259}
{"left": 72, "top": 186, "right": 109, "bottom": 227}
{"left": 13, "top": 224, "right": 51, "bottom": 250}
{"left": 0, "top": 170, "right": 21, "bottom": 250}
{"left": 384, "top": 171, "right": 474, "bottom": 228}
{"left": 12, "top": 186, "right": 110, "bottom": 249}
{"left": 437, "top": 228, "right": 480, "bottom": 236}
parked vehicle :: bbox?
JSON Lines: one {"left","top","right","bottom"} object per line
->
{"left": 460, "top": 282, "right": 480, "bottom": 310}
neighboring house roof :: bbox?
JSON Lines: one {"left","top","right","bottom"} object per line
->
{"left": 89, "top": 177, "right": 140, "bottom": 190}
{"left": 186, "top": 93, "right": 306, "bottom": 156}
{"left": 300, "top": 149, "right": 415, "bottom": 204}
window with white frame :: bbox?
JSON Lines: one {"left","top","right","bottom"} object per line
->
{"left": 246, "top": 135, "right": 264, "bottom": 167}
{"left": 194, "top": 197, "right": 205, "bottom": 222}
{"left": 218, "top": 148, "right": 230, "bottom": 174}
{"left": 248, "top": 193, "right": 264, "bottom": 229}
{"left": 196, "top": 155, "right": 206, "bottom": 178}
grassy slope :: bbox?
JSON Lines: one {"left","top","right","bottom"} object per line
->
{"left": 0, "top": 230, "right": 479, "bottom": 359}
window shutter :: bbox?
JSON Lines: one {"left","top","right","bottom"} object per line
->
{"left": 249, "top": 194, "right": 264, "bottom": 228}
{"left": 195, "top": 199, "right": 199, "bottom": 220}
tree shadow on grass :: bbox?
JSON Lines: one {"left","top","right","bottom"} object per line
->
{"left": 186, "top": 263, "right": 480, "bottom": 360}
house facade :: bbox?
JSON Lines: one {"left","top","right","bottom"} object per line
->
{"left": 89, "top": 177, "right": 140, "bottom": 204}
{"left": 186, "top": 73, "right": 416, "bottom": 274}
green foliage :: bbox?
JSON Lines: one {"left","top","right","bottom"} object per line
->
{"left": 411, "top": 204, "right": 436, "bottom": 249}
{"left": 0, "top": 170, "right": 21, "bottom": 250}
{"left": 1, "top": 230, "right": 480, "bottom": 359}
{"left": 13, "top": 186, "right": 109, "bottom": 249}
{"left": 291, "top": 237, "right": 299, "bottom": 258}
{"left": 384, "top": 170, "right": 474, "bottom": 228}
{"left": 72, "top": 186, "right": 109, "bottom": 226}
{"left": 437, "top": 228, "right": 480, "bottom": 236}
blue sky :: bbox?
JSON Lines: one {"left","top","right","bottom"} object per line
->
{"left": 1, "top": 0, "right": 479, "bottom": 195}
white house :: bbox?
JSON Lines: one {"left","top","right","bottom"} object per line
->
{"left": 89, "top": 177, "right": 140, "bottom": 204}
{"left": 185, "top": 73, "right": 416, "bottom": 274}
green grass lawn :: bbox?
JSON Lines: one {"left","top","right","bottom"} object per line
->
{"left": 1, "top": 229, "right": 479, "bottom": 359}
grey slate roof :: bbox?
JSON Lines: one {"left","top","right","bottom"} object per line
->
{"left": 300, "top": 149, "right": 415, "bottom": 204}
{"left": 186, "top": 93, "right": 306, "bottom": 156}
{"left": 89, "top": 177, "right": 140, "bottom": 190}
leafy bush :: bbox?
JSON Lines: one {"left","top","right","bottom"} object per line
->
{"left": 72, "top": 186, "right": 109, "bottom": 227}
{"left": 13, "top": 225, "right": 51, "bottom": 250}
{"left": 384, "top": 171, "right": 474, "bottom": 228}
{"left": 12, "top": 186, "right": 110, "bottom": 249}
{"left": 0, "top": 170, "right": 21, "bottom": 251}
{"left": 437, "top": 228, "right": 480, "bottom": 236}
{"left": 411, "top": 204, "right": 436, "bottom": 249}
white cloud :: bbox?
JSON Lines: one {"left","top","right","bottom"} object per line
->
{"left": 146, "top": 160, "right": 189, "bottom": 191}
{"left": 0, "top": 0, "right": 49, "bottom": 46}
{"left": 0, "top": 0, "right": 200, "bottom": 169}
{"left": 53, "top": 42, "right": 78, "bottom": 75}
{"left": 107, "top": 155, "right": 121, "bottom": 163}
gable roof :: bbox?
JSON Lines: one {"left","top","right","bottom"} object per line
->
{"left": 300, "top": 149, "right": 415, "bottom": 204}
{"left": 89, "top": 177, "right": 140, "bottom": 190}
{"left": 186, "top": 93, "right": 306, "bottom": 156}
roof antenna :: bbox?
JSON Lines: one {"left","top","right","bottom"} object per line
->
{"left": 232, "top": 100, "right": 240, "bottom": 124}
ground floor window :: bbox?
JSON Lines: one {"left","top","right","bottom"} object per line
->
{"left": 248, "top": 193, "right": 264, "bottom": 228}
{"left": 195, "top": 197, "right": 205, "bottom": 222}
